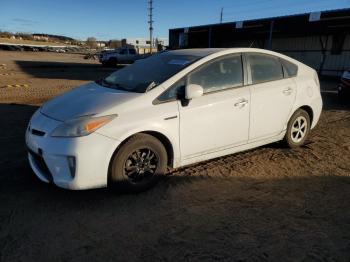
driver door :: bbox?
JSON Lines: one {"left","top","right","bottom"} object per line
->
{"left": 178, "top": 54, "right": 250, "bottom": 160}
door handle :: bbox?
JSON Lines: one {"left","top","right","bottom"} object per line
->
{"left": 234, "top": 99, "right": 248, "bottom": 107}
{"left": 283, "top": 87, "right": 293, "bottom": 95}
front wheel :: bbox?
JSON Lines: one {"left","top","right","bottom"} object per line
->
{"left": 283, "top": 109, "right": 311, "bottom": 148}
{"left": 110, "top": 134, "right": 168, "bottom": 192}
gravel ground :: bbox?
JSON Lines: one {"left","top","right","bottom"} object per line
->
{"left": 0, "top": 51, "right": 349, "bottom": 262}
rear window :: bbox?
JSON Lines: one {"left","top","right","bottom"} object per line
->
{"left": 281, "top": 59, "right": 298, "bottom": 78}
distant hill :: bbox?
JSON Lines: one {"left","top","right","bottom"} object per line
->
{"left": 32, "top": 34, "right": 76, "bottom": 42}
{"left": 0, "top": 31, "right": 78, "bottom": 43}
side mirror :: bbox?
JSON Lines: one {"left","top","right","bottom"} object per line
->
{"left": 185, "top": 84, "right": 204, "bottom": 100}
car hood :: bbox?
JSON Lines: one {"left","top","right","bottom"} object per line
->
{"left": 40, "top": 82, "right": 140, "bottom": 121}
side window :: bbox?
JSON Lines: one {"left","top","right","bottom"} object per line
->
{"left": 129, "top": 49, "right": 136, "bottom": 55}
{"left": 281, "top": 59, "right": 298, "bottom": 78}
{"left": 119, "top": 49, "right": 127, "bottom": 54}
{"left": 188, "top": 54, "right": 243, "bottom": 93}
{"left": 157, "top": 78, "right": 186, "bottom": 103}
{"left": 248, "top": 53, "right": 283, "bottom": 84}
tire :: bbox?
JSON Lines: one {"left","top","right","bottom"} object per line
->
{"left": 283, "top": 109, "right": 311, "bottom": 148}
{"left": 110, "top": 134, "right": 168, "bottom": 192}
{"left": 105, "top": 58, "right": 117, "bottom": 67}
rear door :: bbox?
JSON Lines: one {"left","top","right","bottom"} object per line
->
{"left": 246, "top": 53, "right": 297, "bottom": 141}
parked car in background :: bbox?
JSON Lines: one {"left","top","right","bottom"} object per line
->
{"left": 99, "top": 47, "right": 140, "bottom": 66}
{"left": 338, "top": 70, "right": 350, "bottom": 99}
{"left": 26, "top": 48, "right": 322, "bottom": 192}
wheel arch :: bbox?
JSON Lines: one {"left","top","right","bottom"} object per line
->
{"left": 107, "top": 131, "right": 175, "bottom": 182}
{"left": 141, "top": 131, "right": 174, "bottom": 167}
{"left": 298, "top": 105, "right": 314, "bottom": 126}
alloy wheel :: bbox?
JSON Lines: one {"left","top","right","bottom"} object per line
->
{"left": 290, "top": 116, "right": 308, "bottom": 143}
{"left": 124, "top": 148, "right": 158, "bottom": 183}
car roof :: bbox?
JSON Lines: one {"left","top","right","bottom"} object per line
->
{"left": 162, "top": 48, "right": 304, "bottom": 67}
{"left": 164, "top": 48, "right": 227, "bottom": 57}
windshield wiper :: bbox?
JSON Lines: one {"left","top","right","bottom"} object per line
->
{"left": 145, "top": 81, "right": 158, "bottom": 92}
{"left": 97, "top": 79, "right": 128, "bottom": 91}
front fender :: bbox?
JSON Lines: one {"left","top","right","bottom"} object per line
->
{"left": 97, "top": 122, "right": 181, "bottom": 168}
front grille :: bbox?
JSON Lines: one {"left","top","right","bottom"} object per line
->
{"left": 28, "top": 148, "right": 53, "bottom": 182}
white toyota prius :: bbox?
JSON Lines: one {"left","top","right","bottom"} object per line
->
{"left": 26, "top": 48, "right": 322, "bottom": 191}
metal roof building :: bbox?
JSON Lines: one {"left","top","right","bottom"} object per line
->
{"left": 169, "top": 8, "right": 350, "bottom": 76}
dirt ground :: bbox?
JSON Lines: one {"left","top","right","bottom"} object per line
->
{"left": 0, "top": 51, "right": 350, "bottom": 262}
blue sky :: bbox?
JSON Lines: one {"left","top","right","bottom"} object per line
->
{"left": 0, "top": 0, "right": 349, "bottom": 40}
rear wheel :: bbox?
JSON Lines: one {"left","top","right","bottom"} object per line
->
{"left": 284, "top": 109, "right": 310, "bottom": 148}
{"left": 110, "top": 134, "right": 167, "bottom": 192}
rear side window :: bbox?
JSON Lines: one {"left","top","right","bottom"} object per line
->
{"left": 248, "top": 53, "right": 283, "bottom": 84}
{"left": 129, "top": 49, "right": 136, "bottom": 55}
{"left": 281, "top": 59, "right": 298, "bottom": 77}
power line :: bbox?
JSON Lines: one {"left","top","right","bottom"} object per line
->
{"left": 222, "top": 0, "right": 333, "bottom": 10}
{"left": 222, "top": 0, "right": 276, "bottom": 10}
{"left": 222, "top": 0, "right": 340, "bottom": 16}
{"left": 221, "top": 0, "right": 341, "bottom": 22}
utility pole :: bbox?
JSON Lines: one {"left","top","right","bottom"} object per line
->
{"left": 268, "top": 20, "right": 274, "bottom": 50}
{"left": 220, "top": 7, "right": 223, "bottom": 23}
{"left": 148, "top": 0, "right": 154, "bottom": 54}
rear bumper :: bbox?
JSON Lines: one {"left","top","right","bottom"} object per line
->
{"left": 310, "top": 95, "right": 323, "bottom": 129}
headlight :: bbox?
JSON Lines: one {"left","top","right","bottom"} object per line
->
{"left": 51, "top": 114, "right": 117, "bottom": 137}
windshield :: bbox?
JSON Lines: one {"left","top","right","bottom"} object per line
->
{"left": 100, "top": 53, "right": 200, "bottom": 93}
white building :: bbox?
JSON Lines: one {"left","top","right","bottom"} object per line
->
{"left": 96, "top": 41, "right": 106, "bottom": 48}
{"left": 126, "top": 38, "right": 169, "bottom": 54}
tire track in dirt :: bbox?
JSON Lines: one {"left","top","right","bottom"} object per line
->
{"left": 1, "top": 51, "right": 350, "bottom": 261}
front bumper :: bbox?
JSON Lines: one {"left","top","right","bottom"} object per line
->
{"left": 26, "top": 111, "right": 121, "bottom": 190}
